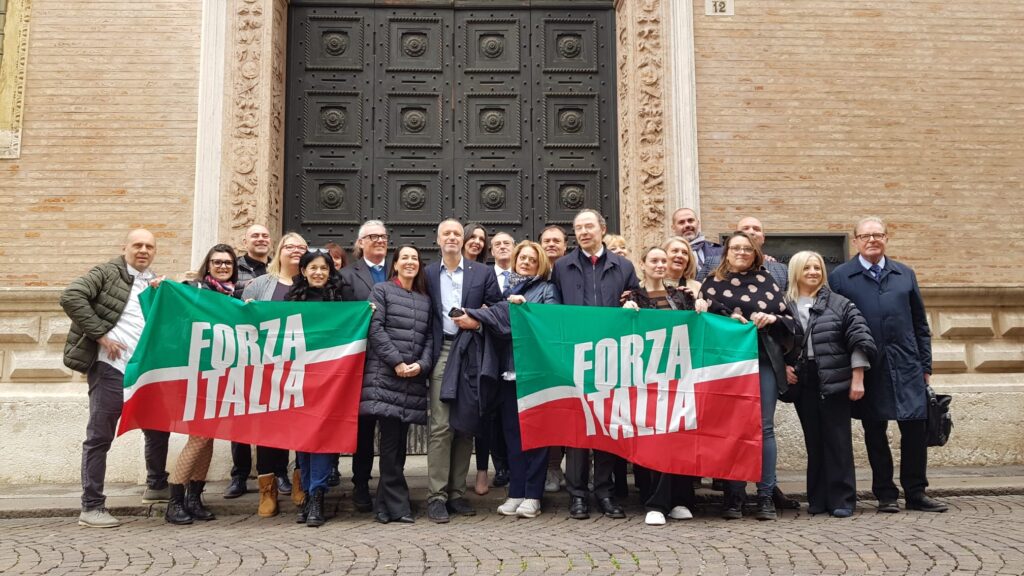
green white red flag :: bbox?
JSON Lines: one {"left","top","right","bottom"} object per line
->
{"left": 117, "top": 281, "right": 371, "bottom": 453}
{"left": 510, "top": 303, "right": 762, "bottom": 482}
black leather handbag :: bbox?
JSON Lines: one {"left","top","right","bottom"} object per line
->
{"left": 926, "top": 385, "right": 953, "bottom": 447}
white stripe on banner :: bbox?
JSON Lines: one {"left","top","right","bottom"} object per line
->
{"left": 516, "top": 358, "right": 759, "bottom": 413}
{"left": 124, "top": 339, "right": 367, "bottom": 402}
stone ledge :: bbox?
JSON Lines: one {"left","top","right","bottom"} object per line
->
{"left": 0, "top": 316, "right": 40, "bottom": 343}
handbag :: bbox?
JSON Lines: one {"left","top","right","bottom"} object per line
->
{"left": 925, "top": 385, "right": 953, "bottom": 447}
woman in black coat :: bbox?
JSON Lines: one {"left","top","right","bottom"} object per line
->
{"left": 785, "top": 251, "right": 876, "bottom": 517}
{"left": 361, "top": 245, "right": 434, "bottom": 524}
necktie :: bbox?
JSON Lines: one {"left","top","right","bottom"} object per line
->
{"left": 501, "top": 270, "right": 510, "bottom": 290}
{"left": 590, "top": 255, "right": 599, "bottom": 266}
{"left": 370, "top": 264, "right": 385, "bottom": 284}
{"left": 869, "top": 264, "right": 882, "bottom": 284}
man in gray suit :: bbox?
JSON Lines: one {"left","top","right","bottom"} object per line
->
{"left": 338, "top": 220, "right": 390, "bottom": 512}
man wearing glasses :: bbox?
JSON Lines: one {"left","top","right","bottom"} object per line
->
{"left": 830, "top": 216, "right": 946, "bottom": 514}
{"left": 338, "top": 220, "right": 391, "bottom": 512}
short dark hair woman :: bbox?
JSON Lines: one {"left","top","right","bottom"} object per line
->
{"left": 165, "top": 243, "right": 239, "bottom": 525}
{"left": 786, "top": 251, "right": 876, "bottom": 517}
{"left": 698, "top": 231, "right": 800, "bottom": 521}
{"left": 360, "top": 245, "right": 434, "bottom": 523}
{"left": 285, "top": 249, "right": 342, "bottom": 527}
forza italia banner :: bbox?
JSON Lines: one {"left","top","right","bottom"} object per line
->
{"left": 117, "top": 281, "right": 371, "bottom": 453}
{"left": 510, "top": 303, "right": 762, "bottom": 481}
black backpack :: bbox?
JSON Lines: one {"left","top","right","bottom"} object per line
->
{"left": 926, "top": 385, "right": 953, "bottom": 447}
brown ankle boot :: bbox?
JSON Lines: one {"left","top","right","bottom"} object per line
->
{"left": 257, "top": 473, "right": 278, "bottom": 517}
{"left": 291, "top": 469, "right": 305, "bottom": 507}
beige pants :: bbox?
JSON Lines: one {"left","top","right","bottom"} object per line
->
{"left": 426, "top": 339, "right": 474, "bottom": 502}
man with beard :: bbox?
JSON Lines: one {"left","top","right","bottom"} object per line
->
{"left": 671, "top": 208, "right": 721, "bottom": 280}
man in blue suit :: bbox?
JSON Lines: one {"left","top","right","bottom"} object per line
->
{"left": 830, "top": 216, "right": 947, "bottom": 514}
{"left": 424, "top": 219, "right": 503, "bottom": 522}
{"left": 338, "top": 219, "right": 390, "bottom": 512}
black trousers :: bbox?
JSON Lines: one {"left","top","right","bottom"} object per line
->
{"left": 142, "top": 429, "right": 169, "bottom": 488}
{"left": 375, "top": 417, "right": 411, "bottom": 518}
{"left": 645, "top": 473, "right": 696, "bottom": 514}
{"left": 566, "top": 448, "right": 616, "bottom": 499}
{"left": 351, "top": 414, "right": 377, "bottom": 487}
{"left": 475, "top": 409, "right": 508, "bottom": 472}
{"left": 230, "top": 442, "right": 252, "bottom": 480}
{"left": 794, "top": 363, "right": 856, "bottom": 513}
{"left": 862, "top": 417, "right": 929, "bottom": 502}
{"left": 255, "top": 446, "right": 289, "bottom": 476}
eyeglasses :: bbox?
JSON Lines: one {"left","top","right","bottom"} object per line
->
{"left": 729, "top": 246, "right": 755, "bottom": 254}
{"left": 855, "top": 233, "right": 887, "bottom": 242}
{"left": 209, "top": 259, "right": 234, "bottom": 268}
{"left": 282, "top": 244, "right": 308, "bottom": 252}
{"left": 361, "top": 234, "right": 388, "bottom": 243}
{"left": 307, "top": 247, "right": 329, "bottom": 254}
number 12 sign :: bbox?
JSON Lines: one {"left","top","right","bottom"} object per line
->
{"left": 705, "top": 0, "right": 735, "bottom": 16}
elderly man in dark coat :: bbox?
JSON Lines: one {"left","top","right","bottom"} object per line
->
{"left": 829, "top": 216, "right": 947, "bottom": 513}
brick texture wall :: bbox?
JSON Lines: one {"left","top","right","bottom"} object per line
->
{"left": 692, "top": 1, "right": 1024, "bottom": 285}
{"left": 0, "top": 0, "right": 200, "bottom": 286}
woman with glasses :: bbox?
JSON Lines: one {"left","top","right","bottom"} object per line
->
{"left": 242, "top": 232, "right": 310, "bottom": 518}
{"left": 361, "top": 245, "right": 434, "bottom": 524}
{"left": 698, "top": 231, "right": 800, "bottom": 521}
{"left": 622, "top": 246, "right": 698, "bottom": 526}
{"left": 284, "top": 248, "right": 344, "bottom": 527}
{"left": 164, "top": 243, "right": 239, "bottom": 525}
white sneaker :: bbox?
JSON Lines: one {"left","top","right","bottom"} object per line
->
{"left": 497, "top": 498, "right": 525, "bottom": 516}
{"left": 516, "top": 499, "right": 542, "bottom": 518}
{"left": 645, "top": 510, "right": 666, "bottom": 526}
{"left": 669, "top": 505, "right": 693, "bottom": 520}
{"left": 544, "top": 469, "right": 560, "bottom": 493}
{"left": 78, "top": 507, "right": 120, "bottom": 528}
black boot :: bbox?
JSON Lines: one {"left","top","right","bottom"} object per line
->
{"left": 164, "top": 483, "right": 193, "bottom": 525}
{"left": 186, "top": 481, "right": 215, "bottom": 521}
{"left": 755, "top": 494, "right": 778, "bottom": 521}
{"left": 306, "top": 488, "right": 326, "bottom": 527}
{"left": 296, "top": 497, "right": 309, "bottom": 524}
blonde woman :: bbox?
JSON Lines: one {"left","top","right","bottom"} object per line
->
{"left": 661, "top": 236, "right": 701, "bottom": 294}
{"left": 605, "top": 234, "right": 628, "bottom": 258}
{"left": 241, "top": 232, "right": 309, "bottom": 517}
{"left": 785, "top": 251, "right": 876, "bottom": 517}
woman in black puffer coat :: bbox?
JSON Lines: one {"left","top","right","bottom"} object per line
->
{"left": 785, "top": 251, "right": 876, "bottom": 518}
{"left": 361, "top": 245, "right": 434, "bottom": 524}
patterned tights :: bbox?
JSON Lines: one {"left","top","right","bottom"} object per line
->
{"left": 169, "top": 436, "right": 214, "bottom": 484}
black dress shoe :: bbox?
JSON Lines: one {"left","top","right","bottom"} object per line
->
{"left": 772, "top": 486, "right": 800, "bottom": 510}
{"left": 223, "top": 477, "right": 247, "bottom": 499}
{"left": 327, "top": 468, "right": 341, "bottom": 488}
{"left": 394, "top": 515, "right": 415, "bottom": 524}
{"left": 907, "top": 495, "right": 948, "bottom": 513}
{"left": 446, "top": 497, "right": 476, "bottom": 516}
{"left": 597, "top": 497, "right": 625, "bottom": 519}
{"left": 493, "top": 468, "right": 510, "bottom": 488}
{"left": 427, "top": 500, "right": 449, "bottom": 523}
{"left": 276, "top": 474, "right": 292, "bottom": 496}
{"left": 352, "top": 484, "right": 373, "bottom": 513}
{"left": 374, "top": 512, "right": 391, "bottom": 524}
{"left": 569, "top": 496, "right": 590, "bottom": 520}
{"left": 877, "top": 500, "right": 900, "bottom": 513}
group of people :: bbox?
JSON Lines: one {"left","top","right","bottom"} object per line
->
{"left": 61, "top": 206, "right": 946, "bottom": 530}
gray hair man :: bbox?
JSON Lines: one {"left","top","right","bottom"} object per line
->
{"left": 698, "top": 216, "right": 788, "bottom": 289}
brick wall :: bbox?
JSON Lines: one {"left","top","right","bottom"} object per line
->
{"left": 0, "top": 0, "right": 201, "bottom": 287}
{"left": 692, "top": 1, "right": 1024, "bottom": 285}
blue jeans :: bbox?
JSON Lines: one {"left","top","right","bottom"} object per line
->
{"left": 297, "top": 452, "right": 334, "bottom": 494}
{"left": 728, "top": 359, "right": 778, "bottom": 498}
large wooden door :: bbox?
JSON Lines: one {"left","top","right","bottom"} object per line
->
{"left": 284, "top": 1, "right": 617, "bottom": 257}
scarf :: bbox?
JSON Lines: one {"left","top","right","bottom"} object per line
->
{"left": 204, "top": 274, "right": 235, "bottom": 296}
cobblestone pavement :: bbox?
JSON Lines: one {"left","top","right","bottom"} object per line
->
{"left": 1, "top": 496, "right": 1022, "bottom": 575}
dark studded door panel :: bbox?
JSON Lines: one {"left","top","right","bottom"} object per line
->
{"left": 285, "top": 2, "right": 617, "bottom": 258}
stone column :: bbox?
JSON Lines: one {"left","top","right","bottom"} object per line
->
{"left": 221, "top": 0, "right": 287, "bottom": 248}
{"left": 664, "top": 0, "right": 700, "bottom": 219}
{"left": 615, "top": 0, "right": 670, "bottom": 257}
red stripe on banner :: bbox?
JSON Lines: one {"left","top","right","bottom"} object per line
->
{"left": 519, "top": 372, "right": 762, "bottom": 482}
{"left": 117, "top": 352, "right": 365, "bottom": 454}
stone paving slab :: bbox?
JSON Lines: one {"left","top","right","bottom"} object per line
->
{"left": 1, "top": 458, "right": 1023, "bottom": 519}
{"left": 1, "top": 495, "right": 1023, "bottom": 575}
